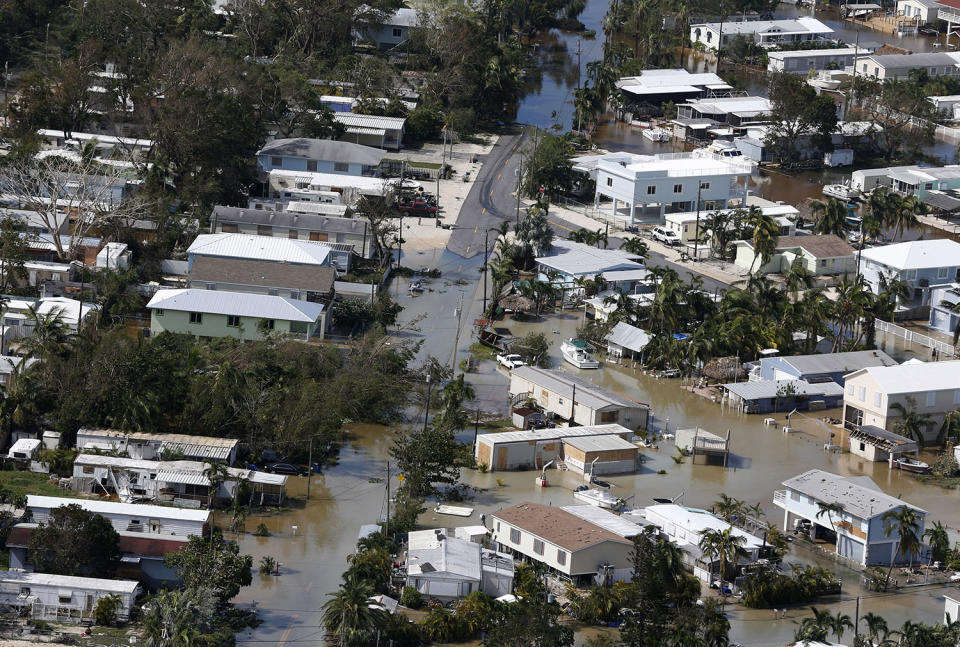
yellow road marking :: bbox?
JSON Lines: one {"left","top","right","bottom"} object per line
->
{"left": 277, "top": 614, "right": 299, "bottom": 647}
{"left": 473, "top": 225, "right": 478, "bottom": 233}
{"left": 497, "top": 174, "right": 501, "bottom": 180}
{"left": 489, "top": 190, "right": 493, "bottom": 197}
{"left": 549, "top": 219, "right": 575, "bottom": 232}
{"left": 458, "top": 264, "right": 463, "bottom": 272}
{"left": 482, "top": 207, "right": 486, "bottom": 214}
{"left": 503, "top": 159, "right": 509, "bottom": 166}
{"left": 305, "top": 582, "right": 312, "bottom": 593}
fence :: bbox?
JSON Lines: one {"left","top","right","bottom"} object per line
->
{"left": 875, "top": 319, "right": 958, "bottom": 359}
{"left": 555, "top": 197, "right": 629, "bottom": 232}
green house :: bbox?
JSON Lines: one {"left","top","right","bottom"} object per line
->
{"left": 147, "top": 288, "right": 327, "bottom": 341}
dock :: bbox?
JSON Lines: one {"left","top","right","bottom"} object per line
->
{"left": 675, "top": 427, "right": 731, "bottom": 467}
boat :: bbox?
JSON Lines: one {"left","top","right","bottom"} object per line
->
{"left": 642, "top": 127, "right": 669, "bottom": 142}
{"left": 894, "top": 457, "right": 930, "bottom": 474}
{"left": 561, "top": 339, "right": 601, "bottom": 369}
{"left": 435, "top": 504, "right": 474, "bottom": 517}
{"left": 823, "top": 183, "right": 861, "bottom": 202}
{"left": 573, "top": 486, "right": 621, "bottom": 509}
{"left": 695, "top": 140, "right": 745, "bottom": 160}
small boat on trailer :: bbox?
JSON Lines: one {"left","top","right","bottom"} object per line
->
{"left": 823, "top": 183, "right": 861, "bottom": 202}
{"left": 642, "top": 127, "right": 669, "bottom": 142}
{"left": 894, "top": 457, "right": 930, "bottom": 474}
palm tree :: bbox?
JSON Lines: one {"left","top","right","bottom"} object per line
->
{"left": 890, "top": 396, "right": 934, "bottom": 446}
{"left": 924, "top": 521, "right": 950, "bottom": 565}
{"left": 890, "top": 194, "right": 925, "bottom": 239}
{"left": 713, "top": 493, "right": 744, "bottom": 523}
{"left": 785, "top": 258, "right": 815, "bottom": 300}
{"left": 830, "top": 610, "right": 854, "bottom": 641}
{"left": 746, "top": 208, "right": 781, "bottom": 274}
{"left": 810, "top": 198, "right": 849, "bottom": 238}
{"left": 321, "top": 576, "right": 386, "bottom": 646}
{"left": 747, "top": 502, "right": 766, "bottom": 532}
{"left": 815, "top": 501, "right": 845, "bottom": 538}
{"left": 19, "top": 305, "right": 72, "bottom": 361}
{"left": 882, "top": 506, "right": 924, "bottom": 589}
{"left": 620, "top": 236, "right": 648, "bottom": 258}
{"left": 568, "top": 228, "right": 594, "bottom": 245}
{"left": 938, "top": 409, "right": 960, "bottom": 448}
{"left": 860, "top": 611, "right": 890, "bottom": 645}
{"left": 829, "top": 277, "right": 872, "bottom": 352}
{"left": 699, "top": 528, "right": 747, "bottom": 608}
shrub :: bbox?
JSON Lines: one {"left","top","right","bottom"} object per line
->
{"left": 93, "top": 595, "right": 120, "bottom": 626}
{"left": 259, "top": 556, "right": 277, "bottom": 575}
{"left": 400, "top": 586, "right": 423, "bottom": 609}
{"left": 254, "top": 523, "right": 270, "bottom": 537}
{"left": 741, "top": 564, "right": 840, "bottom": 608}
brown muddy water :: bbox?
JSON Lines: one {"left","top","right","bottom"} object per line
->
{"left": 231, "top": 308, "right": 960, "bottom": 646}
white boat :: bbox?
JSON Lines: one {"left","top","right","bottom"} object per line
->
{"left": 894, "top": 457, "right": 930, "bottom": 474}
{"left": 573, "top": 487, "right": 621, "bottom": 509}
{"left": 435, "top": 504, "right": 474, "bottom": 517}
{"left": 823, "top": 183, "right": 860, "bottom": 202}
{"left": 561, "top": 339, "right": 601, "bottom": 369}
{"left": 642, "top": 127, "right": 669, "bottom": 142}
{"left": 809, "top": 77, "right": 841, "bottom": 91}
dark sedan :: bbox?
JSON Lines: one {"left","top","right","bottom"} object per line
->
{"left": 264, "top": 463, "right": 309, "bottom": 476}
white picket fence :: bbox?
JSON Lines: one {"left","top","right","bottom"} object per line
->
{"left": 875, "top": 319, "right": 957, "bottom": 359}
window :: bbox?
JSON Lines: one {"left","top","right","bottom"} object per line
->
{"left": 262, "top": 319, "right": 275, "bottom": 330}
{"left": 954, "top": 389, "right": 960, "bottom": 405}
{"left": 221, "top": 223, "right": 238, "bottom": 233}
{"left": 59, "top": 594, "right": 72, "bottom": 604}
{"left": 392, "top": 27, "right": 402, "bottom": 37}
{"left": 82, "top": 465, "right": 94, "bottom": 474}
{"left": 255, "top": 203, "right": 263, "bottom": 210}
{"left": 874, "top": 392, "right": 882, "bottom": 407}
{"left": 155, "top": 309, "right": 164, "bottom": 317}
{"left": 533, "top": 539, "right": 544, "bottom": 555}
{"left": 859, "top": 442, "right": 866, "bottom": 452}
{"left": 306, "top": 160, "right": 318, "bottom": 172}
{"left": 189, "top": 312, "right": 203, "bottom": 324}
{"left": 927, "top": 391, "right": 936, "bottom": 407}
{"left": 334, "top": 162, "right": 350, "bottom": 173}
{"left": 19, "top": 587, "right": 30, "bottom": 596}
{"left": 496, "top": 522, "right": 501, "bottom": 532}
{"left": 925, "top": 183, "right": 935, "bottom": 190}
{"left": 289, "top": 229, "right": 299, "bottom": 239}
{"left": 646, "top": 185, "right": 656, "bottom": 195}
{"left": 227, "top": 315, "right": 240, "bottom": 327}
{"left": 905, "top": 270, "right": 918, "bottom": 280}
{"left": 271, "top": 156, "right": 282, "bottom": 167}
{"left": 257, "top": 225, "right": 273, "bottom": 236}
{"left": 557, "top": 550, "right": 567, "bottom": 565}
{"left": 509, "top": 528, "right": 521, "bottom": 543}
{"left": 857, "top": 386, "right": 866, "bottom": 402}
{"left": 599, "top": 410, "right": 618, "bottom": 423}
{"left": 673, "top": 183, "right": 683, "bottom": 193}
{"left": 847, "top": 384, "right": 854, "bottom": 396}
{"left": 606, "top": 177, "right": 613, "bottom": 187}
{"left": 938, "top": 267, "right": 949, "bottom": 279}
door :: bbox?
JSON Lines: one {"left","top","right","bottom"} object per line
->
{"left": 309, "top": 232, "right": 329, "bottom": 242}
{"left": 496, "top": 447, "right": 508, "bottom": 471}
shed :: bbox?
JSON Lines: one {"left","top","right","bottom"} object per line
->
{"left": 604, "top": 322, "right": 651, "bottom": 360}
{"left": 7, "top": 438, "right": 41, "bottom": 460}
{"left": 848, "top": 425, "right": 918, "bottom": 463}
{"left": 455, "top": 525, "right": 490, "bottom": 544}
{"left": 561, "top": 434, "right": 639, "bottom": 475}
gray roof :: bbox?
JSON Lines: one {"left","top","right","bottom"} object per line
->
{"left": 407, "top": 536, "right": 480, "bottom": 580}
{"left": 213, "top": 206, "right": 368, "bottom": 236}
{"left": 511, "top": 365, "right": 646, "bottom": 411}
{"left": 605, "top": 322, "right": 652, "bottom": 353}
{"left": 721, "top": 379, "right": 844, "bottom": 401}
{"left": 849, "top": 425, "right": 917, "bottom": 452}
{"left": 867, "top": 52, "right": 960, "bottom": 68}
{"left": 257, "top": 138, "right": 385, "bottom": 166}
{"left": 146, "top": 288, "right": 325, "bottom": 322}
{"left": 782, "top": 469, "right": 924, "bottom": 519}
{"left": 562, "top": 434, "right": 638, "bottom": 452}
{"left": 770, "top": 350, "right": 896, "bottom": 376}
{"left": 189, "top": 255, "right": 336, "bottom": 293}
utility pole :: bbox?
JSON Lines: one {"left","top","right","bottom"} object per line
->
{"left": 306, "top": 437, "right": 313, "bottom": 500}
{"left": 422, "top": 375, "right": 433, "bottom": 433}
{"left": 483, "top": 229, "right": 491, "bottom": 317}
{"left": 854, "top": 596, "right": 860, "bottom": 639}
{"left": 516, "top": 155, "right": 523, "bottom": 226}
{"left": 846, "top": 26, "right": 862, "bottom": 120}
{"left": 576, "top": 39, "right": 583, "bottom": 133}
{"left": 694, "top": 182, "right": 706, "bottom": 263}
{"left": 385, "top": 462, "right": 390, "bottom": 538}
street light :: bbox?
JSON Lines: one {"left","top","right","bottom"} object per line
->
{"left": 693, "top": 181, "right": 709, "bottom": 263}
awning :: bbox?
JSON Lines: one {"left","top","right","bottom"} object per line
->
{"left": 922, "top": 191, "right": 960, "bottom": 212}
{"left": 344, "top": 126, "right": 387, "bottom": 137}
{"left": 156, "top": 471, "right": 210, "bottom": 486}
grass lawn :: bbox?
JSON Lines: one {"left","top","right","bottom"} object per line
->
{"left": 469, "top": 342, "right": 497, "bottom": 361}
{"left": 0, "top": 470, "right": 83, "bottom": 499}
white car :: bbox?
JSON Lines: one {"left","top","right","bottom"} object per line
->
{"left": 652, "top": 226, "right": 681, "bottom": 246}
{"left": 497, "top": 353, "right": 526, "bottom": 369}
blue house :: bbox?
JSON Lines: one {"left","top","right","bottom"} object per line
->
{"left": 756, "top": 350, "right": 897, "bottom": 386}
{"left": 929, "top": 282, "right": 960, "bottom": 335}
{"left": 356, "top": 7, "right": 420, "bottom": 51}
{"left": 256, "top": 138, "right": 384, "bottom": 178}
{"left": 722, "top": 379, "right": 845, "bottom": 413}
{"left": 859, "top": 239, "right": 960, "bottom": 308}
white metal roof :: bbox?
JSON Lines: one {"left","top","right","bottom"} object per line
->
{"left": 561, "top": 434, "right": 638, "bottom": 452}
{"left": 269, "top": 169, "right": 389, "bottom": 195}
{"left": 476, "top": 423, "right": 634, "bottom": 447}
{"left": 0, "top": 570, "right": 140, "bottom": 594}
{"left": 605, "top": 321, "right": 652, "bottom": 353}
{"left": 782, "top": 469, "right": 924, "bottom": 519}
{"left": 694, "top": 16, "right": 833, "bottom": 36}
{"left": 535, "top": 240, "right": 645, "bottom": 276}
{"left": 768, "top": 349, "right": 897, "bottom": 376}
{"left": 682, "top": 96, "right": 772, "bottom": 116}
{"left": 846, "top": 359, "right": 960, "bottom": 394}
{"left": 511, "top": 365, "right": 644, "bottom": 410}
{"left": 26, "top": 495, "right": 211, "bottom": 522}
{"left": 617, "top": 69, "right": 728, "bottom": 92}
{"left": 333, "top": 113, "right": 406, "bottom": 131}
{"left": 146, "top": 288, "right": 326, "bottom": 323}
{"left": 645, "top": 504, "right": 765, "bottom": 549}
{"left": 8, "top": 438, "right": 40, "bottom": 456}
{"left": 768, "top": 47, "right": 867, "bottom": 59}
{"left": 723, "top": 379, "right": 844, "bottom": 400}
{"left": 561, "top": 504, "right": 645, "bottom": 538}
{"left": 156, "top": 470, "right": 210, "bottom": 486}
{"left": 860, "top": 238, "right": 960, "bottom": 271}
{"left": 36, "top": 129, "right": 152, "bottom": 149}
{"left": 257, "top": 138, "right": 384, "bottom": 166}
{"left": 188, "top": 233, "right": 332, "bottom": 266}
{"left": 407, "top": 535, "right": 481, "bottom": 580}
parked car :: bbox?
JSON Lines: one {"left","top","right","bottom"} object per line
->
{"left": 652, "top": 226, "right": 681, "bottom": 246}
{"left": 496, "top": 353, "right": 526, "bottom": 369}
{"left": 396, "top": 200, "right": 438, "bottom": 217}
{"left": 265, "top": 463, "right": 309, "bottom": 476}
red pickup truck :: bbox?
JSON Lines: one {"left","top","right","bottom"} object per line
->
{"left": 396, "top": 200, "right": 438, "bottom": 217}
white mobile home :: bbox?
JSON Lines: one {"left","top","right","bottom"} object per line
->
{"left": 0, "top": 571, "right": 140, "bottom": 622}
{"left": 75, "top": 428, "right": 240, "bottom": 465}
{"left": 690, "top": 17, "right": 833, "bottom": 51}
{"left": 475, "top": 424, "right": 633, "bottom": 472}
{"left": 27, "top": 495, "right": 210, "bottom": 537}
{"left": 405, "top": 529, "right": 514, "bottom": 601}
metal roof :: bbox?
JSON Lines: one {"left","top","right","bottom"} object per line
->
{"left": 694, "top": 16, "right": 832, "bottom": 35}
{"left": 849, "top": 425, "right": 917, "bottom": 452}
{"left": 535, "top": 240, "right": 645, "bottom": 277}
{"left": 156, "top": 470, "right": 210, "bottom": 486}
{"left": 476, "top": 423, "right": 634, "bottom": 447}
{"left": 27, "top": 495, "right": 211, "bottom": 522}
{"left": 866, "top": 52, "right": 960, "bottom": 69}
{"left": 860, "top": 239, "right": 960, "bottom": 270}
{"left": 188, "top": 233, "right": 332, "bottom": 266}
{"left": 561, "top": 504, "right": 645, "bottom": 538}
{"left": 257, "top": 138, "right": 385, "bottom": 166}
{"left": 407, "top": 535, "right": 481, "bottom": 580}
{"left": 605, "top": 322, "right": 652, "bottom": 353}
{"left": 147, "top": 288, "right": 325, "bottom": 323}
{"left": 333, "top": 113, "right": 406, "bottom": 130}
{"left": 845, "top": 359, "right": 960, "bottom": 394}
{"left": 721, "top": 379, "right": 844, "bottom": 400}
{"left": 561, "top": 434, "right": 638, "bottom": 452}
{"left": 767, "top": 350, "right": 896, "bottom": 376}
{"left": 511, "top": 365, "right": 645, "bottom": 410}
{"left": 921, "top": 191, "right": 960, "bottom": 212}
{"left": 0, "top": 570, "right": 140, "bottom": 594}
{"left": 645, "top": 504, "right": 765, "bottom": 549}
{"left": 269, "top": 169, "right": 389, "bottom": 194}
{"left": 782, "top": 469, "right": 924, "bottom": 519}
{"left": 213, "top": 206, "right": 364, "bottom": 234}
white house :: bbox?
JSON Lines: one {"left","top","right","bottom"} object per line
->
{"left": 664, "top": 204, "right": 797, "bottom": 244}
{"left": 851, "top": 164, "right": 960, "bottom": 198}
{"left": 854, "top": 52, "right": 960, "bottom": 80}
{"left": 405, "top": 529, "right": 514, "bottom": 600}
{"left": 0, "top": 571, "right": 140, "bottom": 622}
{"left": 36, "top": 129, "right": 152, "bottom": 160}
{"left": 268, "top": 168, "right": 389, "bottom": 205}
{"left": 859, "top": 240, "right": 960, "bottom": 307}
{"left": 492, "top": 502, "right": 639, "bottom": 586}
{"left": 767, "top": 47, "right": 870, "bottom": 74}
{"left": 333, "top": 113, "right": 406, "bottom": 150}
{"left": 475, "top": 424, "right": 634, "bottom": 472}
{"left": 356, "top": 7, "right": 420, "bottom": 51}
{"left": 75, "top": 428, "right": 240, "bottom": 464}
{"left": 616, "top": 69, "right": 732, "bottom": 106}
{"left": 7, "top": 438, "right": 41, "bottom": 460}
{"left": 928, "top": 282, "right": 960, "bottom": 335}
{"left": 256, "top": 138, "right": 384, "bottom": 177}
{"left": 593, "top": 149, "right": 754, "bottom": 224}
{"left": 690, "top": 17, "right": 833, "bottom": 51}
{"left": 26, "top": 495, "right": 210, "bottom": 537}
{"left": 897, "top": 0, "right": 943, "bottom": 24}
{"left": 604, "top": 321, "right": 652, "bottom": 361}
{"left": 95, "top": 242, "right": 131, "bottom": 270}
{"left": 509, "top": 366, "right": 650, "bottom": 430}
{"left": 841, "top": 360, "right": 960, "bottom": 444}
